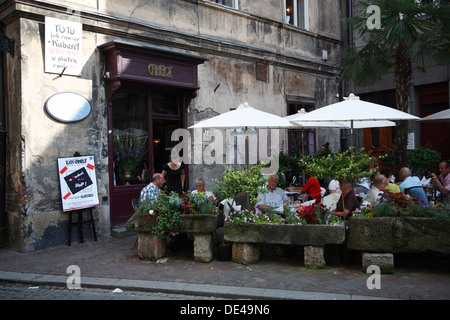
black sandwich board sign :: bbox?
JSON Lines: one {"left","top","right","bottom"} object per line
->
{"left": 57, "top": 155, "right": 99, "bottom": 212}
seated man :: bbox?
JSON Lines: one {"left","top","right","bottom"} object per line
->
{"left": 191, "top": 177, "right": 215, "bottom": 204}
{"left": 398, "top": 167, "right": 429, "bottom": 204}
{"left": 363, "top": 173, "right": 387, "bottom": 207}
{"left": 380, "top": 168, "right": 400, "bottom": 194}
{"left": 431, "top": 160, "right": 450, "bottom": 203}
{"left": 139, "top": 173, "right": 165, "bottom": 203}
{"left": 255, "top": 174, "right": 287, "bottom": 212}
{"left": 332, "top": 182, "right": 359, "bottom": 218}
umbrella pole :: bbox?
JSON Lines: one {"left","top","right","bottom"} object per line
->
{"left": 350, "top": 120, "right": 354, "bottom": 149}
{"left": 245, "top": 127, "right": 249, "bottom": 168}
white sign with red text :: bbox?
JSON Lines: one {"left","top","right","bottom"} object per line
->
{"left": 57, "top": 155, "right": 99, "bottom": 212}
{"left": 45, "top": 16, "right": 83, "bottom": 76}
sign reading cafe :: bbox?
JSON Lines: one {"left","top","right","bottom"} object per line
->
{"left": 45, "top": 16, "right": 83, "bottom": 76}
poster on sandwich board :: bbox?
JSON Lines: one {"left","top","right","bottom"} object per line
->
{"left": 57, "top": 155, "right": 99, "bottom": 212}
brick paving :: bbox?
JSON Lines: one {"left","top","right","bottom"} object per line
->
{"left": 0, "top": 235, "right": 449, "bottom": 300}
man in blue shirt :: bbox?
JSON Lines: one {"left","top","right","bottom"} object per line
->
{"left": 255, "top": 174, "right": 287, "bottom": 212}
{"left": 139, "top": 173, "right": 165, "bottom": 203}
{"left": 398, "top": 167, "right": 428, "bottom": 204}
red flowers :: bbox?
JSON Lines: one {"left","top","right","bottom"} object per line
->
{"left": 295, "top": 203, "right": 331, "bottom": 225}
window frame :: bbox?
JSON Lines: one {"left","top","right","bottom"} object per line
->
{"left": 205, "top": 0, "right": 239, "bottom": 10}
{"left": 284, "top": 0, "right": 309, "bottom": 30}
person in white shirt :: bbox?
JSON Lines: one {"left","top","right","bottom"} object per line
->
{"left": 191, "top": 177, "right": 215, "bottom": 204}
{"left": 363, "top": 174, "right": 387, "bottom": 207}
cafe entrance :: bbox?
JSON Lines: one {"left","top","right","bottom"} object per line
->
{"left": 100, "top": 41, "right": 206, "bottom": 227}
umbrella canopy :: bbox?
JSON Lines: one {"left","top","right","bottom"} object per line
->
{"left": 285, "top": 108, "right": 396, "bottom": 129}
{"left": 188, "top": 102, "right": 294, "bottom": 129}
{"left": 420, "top": 108, "right": 450, "bottom": 122}
{"left": 297, "top": 94, "right": 420, "bottom": 122}
{"left": 294, "top": 94, "right": 418, "bottom": 146}
{"left": 284, "top": 109, "right": 349, "bottom": 128}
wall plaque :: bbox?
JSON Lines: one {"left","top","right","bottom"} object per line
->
{"left": 45, "top": 92, "right": 91, "bottom": 123}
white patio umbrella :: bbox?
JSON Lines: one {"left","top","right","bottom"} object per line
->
{"left": 285, "top": 108, "right": 396, "bottom": 129}
{"left": 284, "top": 108, "right": 396, "bottom": 155}
{"left": 295, "top": 94, "right": 419, "bottom": 146}
{"left": 188, "top": 102, "right": 295, "bottom": 166}
{"left": 189, "top": 102, "right": 294, "bottom": 129}
{"left": 420, "top": 108, "right": 450, "bottom": 122}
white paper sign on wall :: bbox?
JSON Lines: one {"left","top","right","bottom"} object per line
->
{"left": 57, "top": 155, "right": 99, "bottom": 212}
{"left": 45, "top": 16, "right": 83, "bottom": 76}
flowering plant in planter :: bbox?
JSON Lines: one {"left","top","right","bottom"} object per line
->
{"left": 225, "top": 209, "right": 284, "bottom": 225}
{"left": 285, "top": 203, "right": 342, "bottom": 225}
{"left": 135, "top": 191, "right": 219, "bottom": 243}
{"left": 352, "top": 191, "right": 450, "bottom": 219}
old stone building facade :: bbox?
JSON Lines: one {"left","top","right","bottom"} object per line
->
{"left": 0, "top": 0, "right": 349, "bottom": 251}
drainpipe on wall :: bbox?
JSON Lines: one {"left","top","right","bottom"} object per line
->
{"left": 0, "top": 24, "right": 9, "bottom": 248}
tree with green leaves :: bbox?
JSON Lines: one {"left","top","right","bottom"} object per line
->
{"left": 338, "top": 0, "right": 450, "bottom": 169}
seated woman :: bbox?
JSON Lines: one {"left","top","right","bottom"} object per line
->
{"left": 191, "top": 177, "right": 215, "bottom": 204}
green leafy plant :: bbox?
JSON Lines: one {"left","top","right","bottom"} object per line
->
{"left": 407, "top": 146, "right": 441, "bottom": 177}
{"left": 300, "top": 148, "right": 378, "bottom": 184}
{"left": 213, "top": 163, "right": 267, "bottom": 205}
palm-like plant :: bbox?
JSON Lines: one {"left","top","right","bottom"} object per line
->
{"left": 338, "top": 0, "right": 450, "bottom": 168}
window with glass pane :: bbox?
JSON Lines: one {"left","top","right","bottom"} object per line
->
{"left": 112, "top": 93, "right": 149, "bottom": 186}
{"left": 287, "top": 102, "right": 316, "bottom": 157}
{"left": 285, "top": 0, "right": 308, "bottom": 29}
{"left": 152, "top": 92, "right": 179, "bottom": 115}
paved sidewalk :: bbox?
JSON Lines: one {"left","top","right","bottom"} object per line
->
{"left": 0, "top": 235, "right": 449, "bottom": 300}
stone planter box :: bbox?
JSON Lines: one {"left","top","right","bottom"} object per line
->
{"left": 224, "top": 222, "right": 345, "bottom": 268}
{"left": 347, "top": 217, "right": 450, "bottom": 273}
{"left": 126, "top": 212, "right": 224, "bottom": 262}
{"left": 347, "top": 217, "right": 450, "bottom": 254}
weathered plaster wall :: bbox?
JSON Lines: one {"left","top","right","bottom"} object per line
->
{"left": 5, "top": 17, "right": 110, "bottom": 251}
{"left": 2, "top": 0, "right": 345, "bottom": 251}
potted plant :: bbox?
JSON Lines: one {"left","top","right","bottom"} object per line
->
{"left": 223, "top": 205, "right": 345, "bottom": 267}
{"left": 212, "top": 163, "right": 268, "bottom": 207}
{"left": 212, "top": 163, "right": 269, "bottom": 260}
{"left": 113, "top": 130, "right": 148, "bottom": 184}
{"left": 348, "top": 191, "right": 450, "bottom": 254}
{"left": 126, "top": 191, "right": 222, "bottom": 261}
